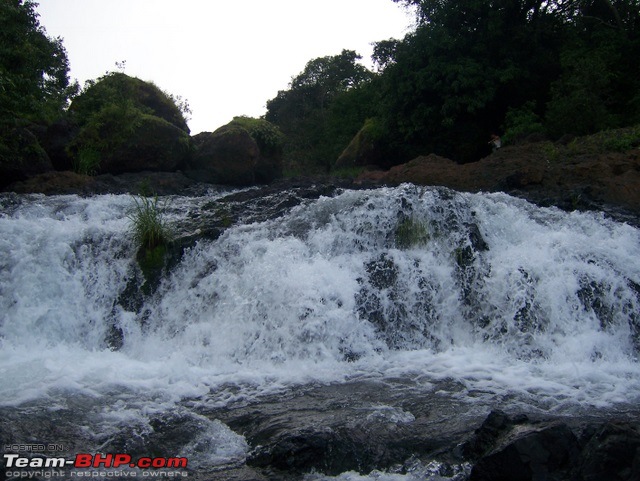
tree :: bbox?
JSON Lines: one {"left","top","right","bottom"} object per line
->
{"left": 0, "top": 0, "right": 77, "bottom": 186}
{"left": 266, "top": 49, "right": 374, "bottom": 172}
{"left": 0, "top": 0, "right": 76, "bottom": 125}
{"left": 376, "top": 1, "right": 567, "bottom": 161}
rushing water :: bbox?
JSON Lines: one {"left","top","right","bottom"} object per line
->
{"left": 1, "top": 184, "right": 639, "bottom": 478}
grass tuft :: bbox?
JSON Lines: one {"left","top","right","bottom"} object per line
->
{"left": 128, "top": 194, "right": 170, "bottom": 251}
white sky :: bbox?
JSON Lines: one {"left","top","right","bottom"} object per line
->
{"left": 36, "top": 0, "right": 413, "bottom": 134}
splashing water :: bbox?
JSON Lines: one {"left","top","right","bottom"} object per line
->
{"left": 1, "top": 185, "right": 639, "bottom": 470}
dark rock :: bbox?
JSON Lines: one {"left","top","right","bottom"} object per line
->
{"left": 187, "top": 126, "right": 260, "bottom": 186}
{"left": 5, "top": 171, "right": 206, "bottom": 196}
{"left": 469, "top": 423, "right": 580, "bottom": 481}
{"left": 463, "top": 410, "right": 525, "bottom": 460}
{"left": 575, "top": 422, "right": 640, "bottom": 481}
{"left": 465, "top": 412, "right": 640, "bottom": 481}
{"left": 98, "top": 115, "right": 190, "bottom": 174}
{"left": 216, "top": 379, "right": 481, "bottom": 477}
{"left": 254, "top": 150, "right": 283, "bottom": 185}
{"left": 0, "top": 127, "right": 54, "bottom": 188}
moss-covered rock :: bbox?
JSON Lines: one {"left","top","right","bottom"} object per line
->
{"left": 66, "top": 73, "right": 191, "bottom": 175}
{"left": 335, "top": 118, "right": 386, "bottom": 169}
{"left": 229, "top": 116, "right": 284, "bottom": 183}
{"left": 186, "top": 124, "right": 260, "bottom": 186}
{"left": 70, "top": 73, "right": 190, "bottom": 133}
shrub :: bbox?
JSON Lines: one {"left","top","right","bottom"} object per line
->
{"left": 502, "top": 102, "right": 545, "bottom": 145}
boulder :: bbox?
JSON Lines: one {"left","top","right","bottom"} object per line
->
{"left": 575, "top": 422, "right": 640, "bottom": 481}
{"left": 469, "top": 422, "right": 580, "bottom": 481}
{"left": 186, "top": 125, "right": 260, "bottom": 186}
{"left": 70, "top": 73, "right": 190, "bottom": 133}
{"left": 465, "top": 411, "right": 640, "bottom": 481}
{"left": 335, "top": 119, "right": 386, "bottom": 169}
{"left": 96, "top": 115, "right": 190, "bottom": 175}
{"left": 228, "top": 116, "right": 284, "bottom": 184}
{"left": 0, "top": 127, "right": 53, "bottom": 189}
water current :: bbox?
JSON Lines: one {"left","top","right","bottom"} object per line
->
{"left": 1, "top": 184, "right": 639, "bottom": 479}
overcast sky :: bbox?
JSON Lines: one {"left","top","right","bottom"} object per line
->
{"left": 36, "top": 0, "right": 413, "bottom": 135}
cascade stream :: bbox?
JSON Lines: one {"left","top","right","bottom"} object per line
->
{"left": 1, "top": 184, "right": 639, "bottom": 479}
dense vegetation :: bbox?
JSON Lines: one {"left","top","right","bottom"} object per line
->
{"left": 266, "top": 0, "right": 640, "bottom": 170}
{"left": 2, "top": 0, "right": 639, "bottom": 181}
{"left": 0, "top": 0, "right": 76, "bottom": 177}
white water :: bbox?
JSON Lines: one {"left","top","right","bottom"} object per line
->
{"left": 1, "top": 185, "right": 639, "bottom": 473}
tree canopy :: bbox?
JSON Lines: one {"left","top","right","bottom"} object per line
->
{"left": 0, "top": 0, "right": 76, "bottom": 126}
{"left": 267, "top": 0, "right": 640, "bottom": 168}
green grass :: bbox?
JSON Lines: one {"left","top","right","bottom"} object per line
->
{"left": 128, "top": 194, "right": 170, "bottom": 251}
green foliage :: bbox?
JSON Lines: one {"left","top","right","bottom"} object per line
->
{"left": 73, "top": 147, "right": 101, "bottom": 176}
{"left": 266, "top": 49, "right": 375, "bottom": 173}
{"left": 502, "top": 102, "right": 545, "bottom": 145}
{"left": 601, "top": 125, "right": 640, "bottom": 151}
{"left": 545, "top": 28, "right": 628, "bottom": 136}
{"left": 395, "top": 217, "right": 430, "bottom": 249}
{"left": 268, "top": 0, "right": 639, "bottom": 167}
{"left": 0, "top": 0, "right": 77, "bottom": 167}
{"left": 0, "top": 0, "right": 77, "bottom": 126}
{"left": 128, "top": 194, "right": 171, "bottom": 251}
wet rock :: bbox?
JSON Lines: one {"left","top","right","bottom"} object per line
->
{"left": 575, "top": 422, "right": 640, "bottom": 481}
{"left": 216, "top": 380, "right": 481, "bottom": 478}
{"left": 469, "top": 423, "right": 580, "bottom": 481}
{"left": 463, "top": 410, "right": 529, "bottom": 460}
{"left": 465, "top": 412, "right": 640, "bottom": 481}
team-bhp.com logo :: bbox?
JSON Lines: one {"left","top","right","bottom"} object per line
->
{"left": 4, "top": 449, "right": 189, "bottom": 478}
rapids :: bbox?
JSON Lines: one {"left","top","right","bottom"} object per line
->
{"left": 1, "top": 184, "right": 639, "bottom": 479}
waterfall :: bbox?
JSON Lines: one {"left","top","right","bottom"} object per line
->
{"left": 1, "top": 185, "right": 639, "bottom": 473}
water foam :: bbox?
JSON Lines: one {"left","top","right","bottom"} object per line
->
{"left": 1, "top": 186, "right": 639, "bottom": 416}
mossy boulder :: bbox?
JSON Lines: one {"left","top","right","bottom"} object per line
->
{"left": 66, "top": 73, "right": 191, "bottom": 175}
{"left": 229, "top": 116, "right": 284, "bottom": 183}
{"left": 0, "top": 127, "right": 53, "bottom": 188}
{"left": 335, "top": 118, "right": 386, "bottom": 169}
{"left": 186, "top": 124, "right": 260, "bottom": 186}
{"left": 102, "top": 115, "right": 190, "bottom": 174}
{"left": 70, "top": 73, "right": 189, "bottom": 133}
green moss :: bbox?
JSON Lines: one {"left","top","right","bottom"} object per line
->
{"left": 395, "top": 218, "right": 430, "bottom": 249}
{"left": 68, "top": 73, "right": 191, "bottom": 174}
{"left": 136, "top": 244, "right": 167, "bottom": 295}
{"left": 230, "top": 116, "right": 285, "bottom": 156}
